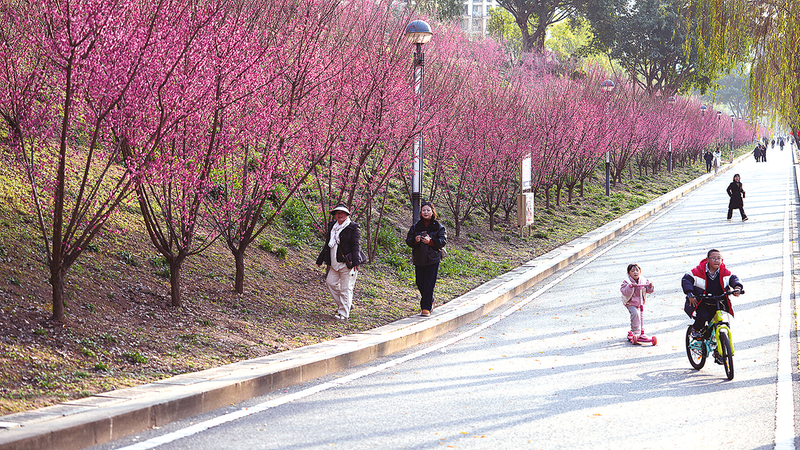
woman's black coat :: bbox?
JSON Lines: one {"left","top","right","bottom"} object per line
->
{"left": 316, "top": 221, "right": 362, "bottom": 267}
{"left": 405, "top": 219, "right": 447, "bottom": 266}
{"left": 727, "top": 181, "right": 745, "bottom": 209}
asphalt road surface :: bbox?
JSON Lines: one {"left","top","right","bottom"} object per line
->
{"left": 91, "top": 145, "right": 799, "bottom": 450}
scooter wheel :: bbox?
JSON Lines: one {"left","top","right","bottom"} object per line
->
{"left": 651, "top": 336, "right": 657, "bottom": 346}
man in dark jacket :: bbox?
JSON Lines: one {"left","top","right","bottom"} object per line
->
{"left": 681, "top": 249, "right": 743, "bottom": 339}
{"left": 703, "top": 150, "right": 714, "bottom": 172}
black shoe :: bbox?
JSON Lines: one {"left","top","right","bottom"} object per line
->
{"left": 743, "top": 217, "right": 748, "bottom": 221}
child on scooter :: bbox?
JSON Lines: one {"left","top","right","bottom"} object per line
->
{"left": 621, "top": 264, "right": 655, "bottom": 342}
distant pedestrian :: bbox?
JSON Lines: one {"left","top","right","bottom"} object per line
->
{"left": 762, "top": 144, "right": 767, "bottom": 162}
{"left": 726, "top": 174, "right": 748, "bottom": 222}
{"left": 621, "top": 264, "right": 655, "bottom": 341}
{"left": 713, "top": 149, "right": 721, "bottom": 173}
{"left": 753, "top": 144, "right": 761, "bottom": 162}
{"left": 316, "top": 203, "right": 363, "bottom": 320}
{"left": 703, "top": 150, "right": 714, "bottom": 172}
{"left": 405, "top": 201, "right": 447, "bottom": 317}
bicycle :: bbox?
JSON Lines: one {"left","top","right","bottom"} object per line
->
{"left": 685, "top": 290, "right": 742, "bottom": 380}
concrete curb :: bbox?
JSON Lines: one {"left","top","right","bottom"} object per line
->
{"left": 0, "top": 160, "right": 743, "bottom": 450}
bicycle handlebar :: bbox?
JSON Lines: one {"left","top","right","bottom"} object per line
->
{"left": 688, "top": 289, "right": 744, "bottom": 302}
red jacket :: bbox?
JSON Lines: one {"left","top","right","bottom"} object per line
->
{"left": 681, "top": 259, "right": 741, "bottom": 317}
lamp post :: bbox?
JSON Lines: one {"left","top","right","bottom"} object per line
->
{"left": 601, "top": 79, "right": 615, "bottom": 196}
{"left": 699, "top": 105, "right": 707, "bottom": 162}
{"left": 667, "top": 96, "right": 676, "bottom": 173}
{"left": 405, "top": 20, "right": 432, "bottom": 224}
{"left": 729, "top": 114, "right": 735, "bottom": 161}
{"left": 717, "top": 110, "right": 722, "bottom": 149}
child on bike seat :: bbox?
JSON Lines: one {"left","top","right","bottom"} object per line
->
{"left": 621, "top": 264, "right": 655, "bottom": 339}
{"left": 681, "top": 249, "right": 743, "bottom": 339}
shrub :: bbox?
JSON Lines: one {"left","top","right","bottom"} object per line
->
{"left": 118, "top": 251, "right": 140, "bottom": 267}
{"left": 150, "top": 255, "right": 170, "bottom": 278}
{"left": 376, "top": 226, "right": 402, "bottom": 252}
{"left": 257, "top": 239, "right": 273, "bottom": 252}
{"left": 280, "top": 198, "right": 314, "bottom": 246}
{"left": 123, "top": 350, "right": 148, "bottom": 364}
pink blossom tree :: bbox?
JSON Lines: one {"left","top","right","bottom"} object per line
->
{"left": 304, "top": 0, "right": 420, "bottom": 258}
{"left": 476, "top": 83, "right": 525, "bottom": 230}
{"left": 120, "top": 1, "right": 267, "bottom": 307}
{"left": 203, "top": 0, "right": 346, "bottom": 294}
{"left": 0, "top": 0, "right": 179, "bottom": 320}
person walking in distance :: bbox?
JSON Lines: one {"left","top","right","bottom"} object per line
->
{"left": 726, "top": 174, "right": 748, "bottom": 222}
{"left": 704, "top": 150, "right": 714, "bottom": 172}
{"left": 405, "top": 202, "right": 447, "bottom": 317}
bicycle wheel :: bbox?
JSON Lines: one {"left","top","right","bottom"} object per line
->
{"left": 719, "top": 331, "right": 734, "bottom": 380}
{"left": 686, "top": 325, "right": 706, "bottom": 369}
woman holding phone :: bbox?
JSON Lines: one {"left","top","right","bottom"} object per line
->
{"left": 405, "top": 202, "right": 447, "bottom": 317}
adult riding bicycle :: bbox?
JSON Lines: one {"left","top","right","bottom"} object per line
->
{"left": 685, "top": 290, "right": 743, "bottom": 380}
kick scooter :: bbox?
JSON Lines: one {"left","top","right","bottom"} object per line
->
{"left": 625, "top": 284, "right": 656, "bottom": 346}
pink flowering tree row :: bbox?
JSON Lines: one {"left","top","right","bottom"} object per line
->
{"left": 420, "top": 62, "right": 758, "bottom": 227}
{"left": 0, "top": 0, "right": 759, "bottom": 319}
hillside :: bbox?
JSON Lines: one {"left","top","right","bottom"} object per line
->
{"left": 0, "top": 155, "right": 728, "bottom": 415}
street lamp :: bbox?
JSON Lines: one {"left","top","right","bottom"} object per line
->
{"left": 729, "top": 113, "right": 735, "bottom": 156}
{"left": 405, "top": 20, "right": 432, "bottom": 225}
{"left": 699, "top": 105, "right": 707, "bottom": 162}
{"left": 601, "top": 79, "right": 614, "bottom": 196}
{"left": 717, "top": 110, "right": 722, "bottom": 147}
{"left": 667, "top": 96, "right": 676, "bottom": 173}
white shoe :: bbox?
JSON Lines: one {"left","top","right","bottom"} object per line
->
{"left": 332, "top": 313, "right": 347, "bottom": 321}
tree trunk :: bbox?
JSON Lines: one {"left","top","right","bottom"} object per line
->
{"left": 169, "top": 260, "right": 182, "bottom": 307}
{"left": 555, "top": 184, "right": 562, "bottom": 206}
{"left": 544, "top": 186, "right": 551, "bottom": 210}
{"left": 233, "top": 249, "right": 245, "bottom": 294}
{"left": 517, "top": 17, "right": 535, "bottom": 53}
{"left": 50, "top": 269, "right": 65, "bottom": 321}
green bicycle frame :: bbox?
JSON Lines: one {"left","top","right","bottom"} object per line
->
{"left": 711, "top": 309, "right": 734, "bottom": 356}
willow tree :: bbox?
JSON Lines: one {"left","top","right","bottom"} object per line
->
{"left": 686, "top": 1, "right": 800, "bottom": 134}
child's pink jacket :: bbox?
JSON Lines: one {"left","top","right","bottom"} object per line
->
{"left": 620, "top": 276, "right": 654, "bottom": 308}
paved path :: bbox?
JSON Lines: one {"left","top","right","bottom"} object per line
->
{"left": 77, "top": 145, "right": 799, "bottom": 450}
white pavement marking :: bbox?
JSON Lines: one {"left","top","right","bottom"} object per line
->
{"left": 775, "top": 162, "right": 796, "bottom": 450}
